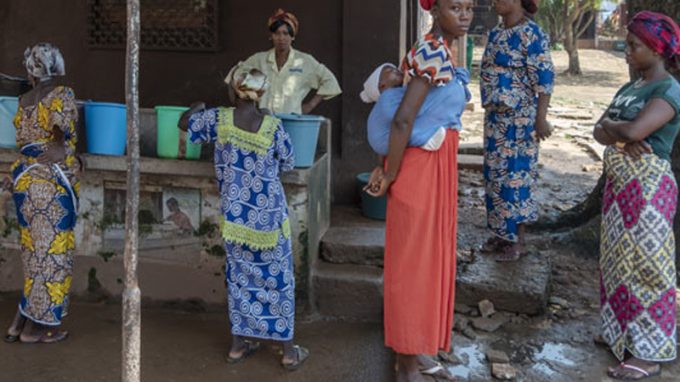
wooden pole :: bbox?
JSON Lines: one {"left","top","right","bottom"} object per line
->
{"left": 122, "top": 0, "right": 141, "bottom": 381}
{"left": 457, "top": 34, "right": 467, "bottom": 69}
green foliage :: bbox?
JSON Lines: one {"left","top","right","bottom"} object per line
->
{"left": 87, "top": 267, "right": 102, "bottom": 293}
{"left": 206, "top": 244, "right": 226, "bottom": 258}
{"left": 95, "top": 214, "right": 118, "bottom": 232}
{"left": 537, "top": 0, "right": 602, "bottom": 45}
{"left": 536, "top": 0, "right": 567, "bottom": 47}
{"left": 194, "top": 219, "right": 219, "bottom": 238}
{"left": 97, "top": 251, "right": 117, "bottom": 262}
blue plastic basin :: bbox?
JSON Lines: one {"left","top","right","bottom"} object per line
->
{"left": 0, "top": 96, "right": 18, "bottom": 148}
{"left": 276, "top": 113, "right": 324, "bottom": 168}
{"left": 84, "top": 102, "right": 127, "bottom": 156}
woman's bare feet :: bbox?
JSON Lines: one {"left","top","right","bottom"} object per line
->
{"left": 396, "top": 354, "right": 428, "bottom": 382}
{"left": 481, "top": 236, "right": 509, "bottom": 253}
{"left": 496, "top": 242, "right": 527, "bottom": 262}
{"left": 18, "top": 319, "right": 68, "bottom": 344}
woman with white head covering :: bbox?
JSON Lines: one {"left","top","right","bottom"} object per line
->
{"left": 178, "top": 64, "right": 308, "bottom": 370}
{"left": 4, "top": 43, "right": 80, "bottom": 344}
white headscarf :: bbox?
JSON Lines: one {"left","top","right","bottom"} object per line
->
{"left": 224, "top": 62, "right": 269, "bottom": 102}
{"left": 24, "top": 43, "right": 65, "bottom": 80}
{"left": 360, "top": 63, "right": 397, "bottom": 104}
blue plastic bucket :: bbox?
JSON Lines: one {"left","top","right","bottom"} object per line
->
{"left": 0, "top": 96, "right": 18, "bottom": 148}
{"left": 276, "top": 113, "right": 324, "bottom": 168}
{"left": 84, "top": 102, "right": 127, "bottom": 155}
{"left": 356, "top": 172, "right": 387, "bottom": 220}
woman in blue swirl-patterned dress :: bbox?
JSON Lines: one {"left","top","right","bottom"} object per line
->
{"left": 178, "top": 65, "right": 308, "bottom": 370}
{"left": 480, "top": 0, "right": 554, "bottom": 261}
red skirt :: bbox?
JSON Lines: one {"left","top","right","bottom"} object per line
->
{"left": 384, "top": 130, "right": 458, "bottom": 355}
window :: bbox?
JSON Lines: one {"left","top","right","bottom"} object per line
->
{"left": 87, "top": 0, "right": 219, "bottom": 51}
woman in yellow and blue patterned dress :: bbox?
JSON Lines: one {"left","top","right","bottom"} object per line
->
{"left": 179, "top": 65, "right": 308, "bottom": 370}
{"left": 3, "top": 43, "right": 80, "bottom": 344}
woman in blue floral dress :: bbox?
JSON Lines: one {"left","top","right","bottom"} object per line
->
{"left": 480, "top": 0, "right": 554, "bottom": 261}
{"left": 178, "top": 66, "right": 308, "bottom": 370}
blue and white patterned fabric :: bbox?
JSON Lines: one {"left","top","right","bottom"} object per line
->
{"left": 480, "top": 20, "right": 555, "bottom": 242}
{"left": 189, "top": 107, "right": 295, "bottom": 340}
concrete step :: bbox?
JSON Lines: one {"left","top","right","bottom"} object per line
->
{"left": 456, "top": 251, "right": 551, "bottom": 315}
{"left": 458, "top": 154, "right": 484, "bottom": 172}
{"left": 313, "top": 251, "right": 551, "bottom": 321}
{"left": 312, "top": 262, "right": 383, "bottom": 322}
{"left": 320, "top": 226, "right": 385, "bottom": 267}
{"left": 458, "top": 142, "right": 484, "bottom": 156}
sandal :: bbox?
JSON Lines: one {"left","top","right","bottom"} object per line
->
{"left": 607, "top": 362, "right": 661, "bottom": 380}
{"left": 4, "top": 333, "right": 20, "bottom": 343}
{"left": 20, "top": 329, "right": 69, "bottom": 344}
{"left": 225, "top": 340, "right": 261, "bottom": 364}
{"left": 496, "top": 245, "right": 527, "bottom": 262}
{"left": 282, "top": 345, "right": 309, "bottom": 372}
{"left": 420, "top": 361, "right": 455, "bottom": 380}
{"left": 481, "top": 237, "right": 508, "bottom": 253}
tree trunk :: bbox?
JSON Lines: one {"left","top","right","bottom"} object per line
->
{"left": 531, "top": 172, "right": 605, "bottom": 230}
{"left": 563, "top": 22, "right": 582, "bottom": 75}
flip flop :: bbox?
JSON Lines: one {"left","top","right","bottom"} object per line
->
{"left": 225, "top": 341, "right": 261, "bottom": 364}
{"left": 282, "top": 345, "right": 309, "bottom": 372}
{"left": 607, "top": 362, "right": 661, "bottom": 380}
{"left": 481, "top": 237, "right": 508, "bottom": 253}
{"left": 3, "top": 334, "right": 20, "bottom": 343}
{"left": 421, "top": 361, "right": 455, "bottom": 380}
{"left": 20, "top": 329, "right": 69, "bottom": 344}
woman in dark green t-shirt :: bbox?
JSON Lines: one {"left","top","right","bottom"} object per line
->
{"left": 593, "top": 11, "right": 680, "bottom": 381}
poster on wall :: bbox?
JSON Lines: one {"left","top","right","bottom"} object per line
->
{"left": 162, "top": 187, "right": 201, "bottom": 235}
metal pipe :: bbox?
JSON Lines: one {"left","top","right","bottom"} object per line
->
{"left": 122, "top": 0, "right": 141, "bottom": 381}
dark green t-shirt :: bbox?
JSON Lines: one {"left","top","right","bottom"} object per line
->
{"left": 607, "top": 76, "right": 680, "bottom": 160}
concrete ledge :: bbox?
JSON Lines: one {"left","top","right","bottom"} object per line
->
{"left": 456, "top": 251, "right": 551, "bottom": 315}
{"left": 313, "top": 262, "right": 383, "bottom": 322}
{"left": 320, "top": 226, "right": 385, "bottom": 267}
{"left": 0, "top": 250, "right": 227, "bottom": 306}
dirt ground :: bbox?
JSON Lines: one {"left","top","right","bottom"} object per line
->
{"left": 1, "top": 49, "right": 679, "bottom": 382}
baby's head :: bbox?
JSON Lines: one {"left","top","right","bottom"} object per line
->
{"left": 360, "top": 63, "right": 404, "bottom": 103}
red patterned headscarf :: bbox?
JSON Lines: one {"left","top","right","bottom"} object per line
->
{"left": 419, "top": 0, "right": 436, "bottom": 11}
{"left": 268, "top": 9, "right": 299, "bottom": 36}
{"left": 628, "top": 11, "right": 680, "bottom": 60}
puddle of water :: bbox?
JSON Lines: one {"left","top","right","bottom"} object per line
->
{"left": 531, "top": 362, "right": 557, "bottom": 377}
{"left": 533, "top": 342, "right": 577, "bottom": 367}
{"left": 447, "top": 343, "right": 486, "bottom": 380}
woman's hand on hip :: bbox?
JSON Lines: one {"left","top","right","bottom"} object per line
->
{"left": 535, "top": 118, "right": 553, "bottom": 142}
